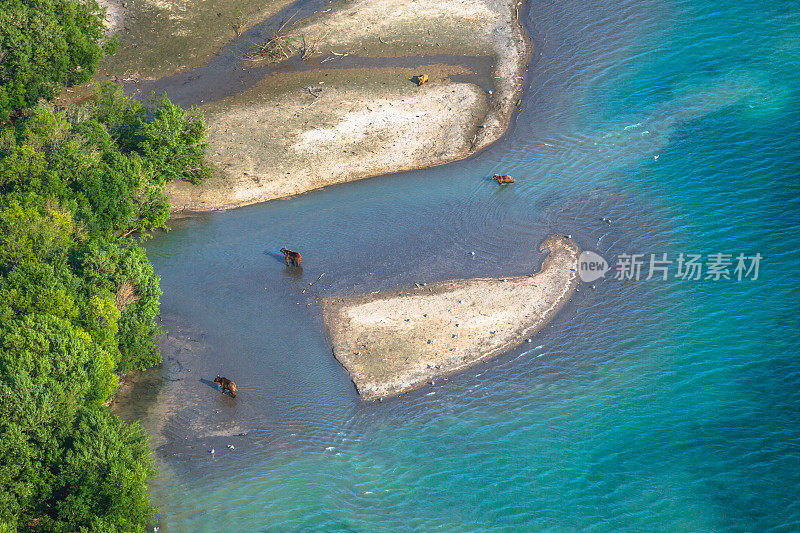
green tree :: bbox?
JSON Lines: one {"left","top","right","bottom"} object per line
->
{"left": 1, "top": 87, "right": 209, "bottom": 238}
{"left": 0, "top": 0, "right": 113, "bottom": 123}
{"left": 0, "top": 199, "right": 73, "bottom": 267}
{"left": 0, "top": 89, "right": 209, "bottom": 529}
{"left": 0, "top": 315, "right": 117, "bottom": 525}
{"left": 89, "top": 85, "right": 211, "bottom": 184}
{"left": 51, "top": 408, "right": 156, "bottom": 532}
{"left": 0, "top": 0, "right": 211, "bottom": 527}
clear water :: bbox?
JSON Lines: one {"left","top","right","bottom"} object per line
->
{"left": 136, "top": 0, "right": 800, "bottom": 529}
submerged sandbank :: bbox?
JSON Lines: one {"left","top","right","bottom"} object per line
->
{"left": 323, "top": 235, "right": 580, "bottom": 400}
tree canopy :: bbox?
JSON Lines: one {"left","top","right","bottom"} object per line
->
{"left": 1, "top": 0, "right": 210, "bottom": 527}
{"left": 0, "top": 85, "right": 210, "bottom": 529}
{"left": 0, "top": 79, "right": 212, "bottom": 533}
{"left": 0, "top": 0, "right": 113, "bottom": 123}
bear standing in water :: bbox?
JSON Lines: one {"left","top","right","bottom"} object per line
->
{"left": 214, "top": 375, "right": 237, "bottom": 398}
{"left": 492, "top": 174, "right": 515, "bottom": 184}
{"left": 280, "top": 247, "right": 302, "bottom": 266}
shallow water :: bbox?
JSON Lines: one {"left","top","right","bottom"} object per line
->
{"left": 131, "top": 0, "right": 800, "bottom": 529}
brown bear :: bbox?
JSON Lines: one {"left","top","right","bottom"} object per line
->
{"left": 280, "top": 247, "right": 302, "bottom": 267}
{"left": 492, "top": 174, "right": 515, "bottom": 184}
{"left": 214, "top": 375, "right": 237, "bottom": 398}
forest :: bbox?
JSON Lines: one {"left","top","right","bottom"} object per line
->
{"left": 0, "top": 0, "right": 209, "bottom": 530}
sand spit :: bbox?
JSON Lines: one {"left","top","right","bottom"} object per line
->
{"left": 323, "top": 235, "right": 580, "bottom": 400}
{"left": 165, "top": 0, "right": 530, "bottom": 211}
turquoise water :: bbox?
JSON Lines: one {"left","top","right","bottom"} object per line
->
{"left": 138, "top": 0, "right": 800, "bottom": 530}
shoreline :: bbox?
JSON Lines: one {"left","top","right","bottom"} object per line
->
{"left": 323, "top": 235, "right": 580, "bottom": 400}
{"left": 163, "top": 0, "right": 532, "bottom": 212}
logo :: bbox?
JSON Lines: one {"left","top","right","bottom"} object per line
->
{"left": 579, "top": 250, "right": 609, "bottom": 282}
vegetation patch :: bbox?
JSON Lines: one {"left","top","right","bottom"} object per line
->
{"left": 0, "top": 2, "right": 211, "bottom": 527}
{"left": 0, "top": 0, "right": 114, "bottom": 123}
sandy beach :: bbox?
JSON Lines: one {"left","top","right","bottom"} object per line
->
{"left": 162, "top": 0, "right": 530, "bottom": 210}
{"left": 323, "top": 235, "right": 580, "bottom": 400}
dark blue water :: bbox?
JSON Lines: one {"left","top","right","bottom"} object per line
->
{"left": 137, "top": 0, "right": 800, "bottom": 529}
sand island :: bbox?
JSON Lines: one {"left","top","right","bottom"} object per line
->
{"left": 324, "top": 235, "right": 580, "bottom": 400}
{"left": 82, "top": 0, "right": 530, "bottom": 211}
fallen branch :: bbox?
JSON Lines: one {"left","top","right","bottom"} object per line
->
{"left": 243, "top": 10, "right": 301, "bottom": 62}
